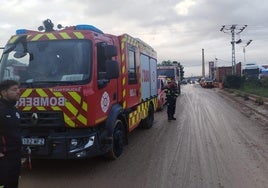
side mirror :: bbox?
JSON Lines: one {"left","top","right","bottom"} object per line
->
{"left": 3, "top": 44, "right": 16, "bottom": 54}
{"left": 106, "top": 60, "right": 119, "bottom": 79}
{"left": 104, "top": 45, "right": 117, "bottom": 58}
{"left": 3, "top": 35, "right": 28, "bottom": 54}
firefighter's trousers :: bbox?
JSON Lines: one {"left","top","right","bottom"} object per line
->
{"left": 0, "top": 152, "right": 21, "bottom": 188}
{"left": 167, "top": 96, "right": 176, "bottom": 118}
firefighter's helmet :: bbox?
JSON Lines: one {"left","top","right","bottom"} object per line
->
{"left": 166, "top": 78, "right": 172, "bottom": 83}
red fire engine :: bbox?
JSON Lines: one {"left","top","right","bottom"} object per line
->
{"left": 157, "top": 65, "right": 181, "bottom": 94}
{"left": 0, "top": 19, "right": 158, "bottom": 159}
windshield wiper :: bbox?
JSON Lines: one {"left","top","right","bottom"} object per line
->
{"left": 20, "top": 80, "right": 84, "bottom": 88}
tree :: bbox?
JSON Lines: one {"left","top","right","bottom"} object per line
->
{"left": 157, "top": 60, "right": 173, "bottom": 66}
{"left": 172, "top": 61, "right": 184, "bottom": 80}
{"left": 179, "top": 65, "right": 185, "bottom": 80}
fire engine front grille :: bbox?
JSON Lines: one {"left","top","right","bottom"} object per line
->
{"left": 20, "top": 111, "right": 64, "bottom": 127}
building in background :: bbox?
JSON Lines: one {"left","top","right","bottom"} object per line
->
{"left": 208, "top": 61, "right": 215, "bottom": 79}
{"left": 215, "top": 62, "right": 241, "bottom": 83}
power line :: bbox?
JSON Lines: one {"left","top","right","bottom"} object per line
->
{"left": 220, "top": 24, "right": 247, "bottom": 74}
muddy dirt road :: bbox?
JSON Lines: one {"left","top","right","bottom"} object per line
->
{"left": 20, "top": 84, "right": 268, "bottom": 188}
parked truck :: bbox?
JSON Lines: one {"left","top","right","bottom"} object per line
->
{"left": 157, "top": 65, "right": 181, "bottom": 94}
{"left": 0, "top": 19, "right": 158, "bottom": 159}
{"left": 242, "top": 63, "right": 260, "bottom": 80}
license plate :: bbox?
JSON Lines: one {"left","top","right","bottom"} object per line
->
{"left": 22, "top": 138, "right": 45, "bottom": 146}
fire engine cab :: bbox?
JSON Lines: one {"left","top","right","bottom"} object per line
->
{"left": 0, "top": 19, "right": 158, "bottom": 159}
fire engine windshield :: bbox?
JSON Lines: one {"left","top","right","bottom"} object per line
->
{"left": 0, "top": 40, "right": 92, "bottom": 85}
{"left": 157, "top": 69, "right": 175, "bottom": 78}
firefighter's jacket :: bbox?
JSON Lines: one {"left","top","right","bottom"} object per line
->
{"left": 0, "top": 99, "right": 21, "bottom": 155}
{"left": 163, "top": 82, "right": 179, "bottom": 99}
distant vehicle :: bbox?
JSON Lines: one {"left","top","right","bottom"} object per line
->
{"left": 181, "top": 79, "right": 187, "bottom": 84}
{"left": 242, "top": 63, "right": 260, "bottom": 80}
{"left": 190, "top": 79, "right": 195, "bottom": 84}
{"left": 157, "top": 65, "right": 180, "bottom": 83}
{"left": 259, "top": 66, "right": 268, "bottom": 79}
{"left": 201, "top": 78, "right": 214, "bottom": 88}
{"left": 157, "top": 65, "right": 181, "bottom": 94}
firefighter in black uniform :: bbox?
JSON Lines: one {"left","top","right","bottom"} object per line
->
{"left": 0, "top": 80, "right": 21, "bottom": 188}
{"left": 164, "top": 78, "right": 179, "bottom": 122}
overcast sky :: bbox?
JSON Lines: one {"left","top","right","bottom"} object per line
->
{"left": 0, "top": 0, "right": 268, "bottom": 76}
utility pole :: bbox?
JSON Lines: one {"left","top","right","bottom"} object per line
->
{"left": 202, "top": 48, "right": 205, "bottom": 78}
{"left": 220, "top": 24, "right": 247, "bottom": 75}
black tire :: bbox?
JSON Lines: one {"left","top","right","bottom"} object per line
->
{"left": 105, "top": 119, "right": 126, "bottom": 160}
{"left": 140, "top": 103, "right": 154, "bottom": 129}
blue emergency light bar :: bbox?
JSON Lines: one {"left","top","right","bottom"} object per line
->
{"left": 75, "top": 24, "right": 103, "bottom": 34}
{"left": 15, "top": 24, "right": 103, "bottom": 35}
{"left": 16, "top": 29, "right": 27, "bottom": 35}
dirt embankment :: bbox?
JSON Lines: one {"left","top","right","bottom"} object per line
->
{"left": 217, "top": 88, "right": 268, "bottom": 127}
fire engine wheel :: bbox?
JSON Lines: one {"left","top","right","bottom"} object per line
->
{"left": 106, "top": 119, "right": 126, "bottom": 160}
{"left": 140, "top": 103, "right": 154, "bottom": 129}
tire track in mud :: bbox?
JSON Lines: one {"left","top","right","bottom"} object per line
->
{"left": 181, "top": 86, "right": 232, "bottom": 188}
{"left": 170, "top": 85, "right": 268, "bottom": 188}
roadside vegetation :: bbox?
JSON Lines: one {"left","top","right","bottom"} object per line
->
{"left": 240, "top": 79, "right": 268, "bottom": 98}
{"left": 223, "top": 75, "right": 268, "bottom": 98}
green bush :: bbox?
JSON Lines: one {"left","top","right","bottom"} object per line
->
{"left": 260, "top": 77, "right": 268, "bottom": 88}
{"left": 223, "top": 75, "right": 242, "bottom": 89}
{"left": 240, "top": 79, "right": 268, "bottom": 98}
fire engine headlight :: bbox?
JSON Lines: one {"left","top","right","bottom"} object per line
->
{"left": 69, "top": 136, "right": 95, "bottom": 153}
{"left": 70, "top": 139, "right": 78, "bottom": 147}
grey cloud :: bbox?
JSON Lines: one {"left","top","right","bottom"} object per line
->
{"left": 0, "top": 0, "right": 268, "bottom": 76}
